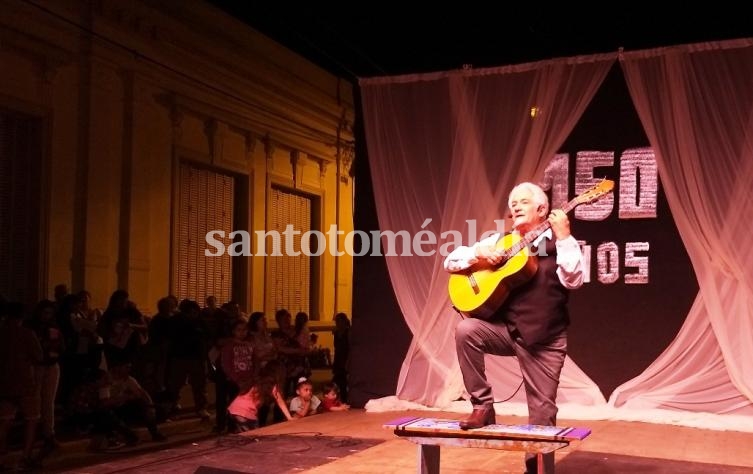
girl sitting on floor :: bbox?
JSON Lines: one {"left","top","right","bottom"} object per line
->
{"left": 321, "top": 382, "right": 350, "bottom": 412}
{"left": 228, "top": 366, "right": 293, "bottom": 432}
{"left": 289, "top": 377, "right": 321, "bottom": 418}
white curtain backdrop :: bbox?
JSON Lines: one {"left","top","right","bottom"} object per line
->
{"left": 359, "top": 54, "right": 616, "bottom": 408}
{"left": 609, "top": 39, "right": 753, "bottom": 415}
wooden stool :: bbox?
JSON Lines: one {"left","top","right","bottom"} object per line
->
{"left": 384, "top": 416, "right": 591, "bottom": 474}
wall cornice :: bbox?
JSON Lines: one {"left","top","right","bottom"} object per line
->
{"left": 4, "top": 0, "right": 355, "bottom": 155}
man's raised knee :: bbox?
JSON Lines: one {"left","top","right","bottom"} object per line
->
{"left": 455, "top": 318, "right": 479, "bottom": 343}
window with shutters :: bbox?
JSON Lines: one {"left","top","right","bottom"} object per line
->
{"left": 174, "top": 162, "right": 234, "bottom": 305}
{"left": 269, "top": 185, "right": 319, "bottom": 319}
{"left": 0, "top": 109, "right": 42, "bottom": 307}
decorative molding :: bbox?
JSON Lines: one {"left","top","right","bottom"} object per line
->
{"left": 290, "top": 149, "right": 300, "bottom": 167}
{"left": 244, "top": 130, "right": 257, "bottom": 158}
{"left": 339, "top": 143, "right": 355, "bottom": 183}
{"left": 0, "top": 26, "right": 73, "bottom": 89}
{"left": 339, "top": 111, "right": 354, "bottom": 137}
{"left": 157, "top": 92, "right": 266, "bottom": 149}
{"left": 309, "top": 155, "right": 329, "bottom": 184}
{"left": 335, "top": 110, "right": 355, "bottom": 183}
{"left": 206, "top": 119, "right": 227, "bottom": 160}
{"left": 263, "top": 134, "right": 276, "bottom": 164}
{"left": 319, "top": 159, "right": 329, "bottom": 182}
{"left": 290, "top": 150, "right": 300, "bottom": 187}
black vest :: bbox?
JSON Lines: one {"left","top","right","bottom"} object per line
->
{"left": 496, "top": 235, "right": 569, "bottom": 346}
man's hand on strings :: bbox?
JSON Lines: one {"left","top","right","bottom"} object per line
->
{"left": 474, "top": 244, "right": 504, "bottom": 267}
{"left": 548, "top": 209, "right": 571, "bottom": 240}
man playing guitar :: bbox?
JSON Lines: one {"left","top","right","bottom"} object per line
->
{"left": 443, "top": 181, "right": 586, "bottom": 474}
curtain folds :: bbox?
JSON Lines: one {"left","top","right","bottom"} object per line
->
{"left": 609, "top": 39, "right": 753, "bottom": 413}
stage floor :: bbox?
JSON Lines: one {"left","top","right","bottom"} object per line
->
{"left": 52, "top": 409, "right": 753, "bottom": 473}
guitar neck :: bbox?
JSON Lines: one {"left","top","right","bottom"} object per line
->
{"left": 504, "top": 198, "right": 579, "bottom": 258}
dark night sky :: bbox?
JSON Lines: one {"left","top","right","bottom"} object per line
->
{"left": 206, "top": 3, "right": 753, "bottom": 80}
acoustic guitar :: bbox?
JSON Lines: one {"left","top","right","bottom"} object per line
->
{"left": 447, "top": 179, "right": 614, "bottom": 320}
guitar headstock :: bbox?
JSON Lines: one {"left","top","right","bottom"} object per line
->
{"left": 575, "top": 178, "right": 615, "bottom": 205}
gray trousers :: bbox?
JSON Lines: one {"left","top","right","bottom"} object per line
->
{"left": 455, "top": 317, "right": 567, "bottom": 474}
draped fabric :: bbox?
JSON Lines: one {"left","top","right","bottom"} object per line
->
{"left": 609, "top": 39, "right": 753, "bottom": 414}
{"left": 358, "top": 54, "right": 616, "bottom": 407}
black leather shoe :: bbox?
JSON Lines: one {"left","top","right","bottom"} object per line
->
{"left": 459, "top": 406, "right": 496, "bottom": 430}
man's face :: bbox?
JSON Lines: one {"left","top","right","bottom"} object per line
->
{"left": 509, "top": 188, "right": 545, "bottom": 230}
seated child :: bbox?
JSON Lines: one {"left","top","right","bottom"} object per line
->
{"left": 321, "top": 382, "right": 350, "bottom": 412}
{"left": 108, "top": 362, "right": 167, "bottom": 442}
{"left": 288, "top": 377, "right": 321, "bottom": 418}
{"left": 229, "top": 380, "right": 292, "bottom": 433}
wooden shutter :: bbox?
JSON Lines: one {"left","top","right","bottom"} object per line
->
{"left": 175, "top": 162, "right": 234, "bottom": 304}
{"left": 0, "top": 109, "right": 41, "bottom": 306}
{"left": 270, "top": 186, "right": 311, "bottom": 315}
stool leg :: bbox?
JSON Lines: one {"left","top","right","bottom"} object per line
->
{"left": 418, "top": 444, "right": 440, "bottom": 474}
{"left": 535, "top": 451, "right": 555, "bottom": 474}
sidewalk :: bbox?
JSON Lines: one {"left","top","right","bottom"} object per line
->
{"left": 4, "top": 370, "right": 336, "bottom": 472}
{"left": 4, "top": 409, "right": 217, "bottom": 473}
{"left": 3, "top": 381, "right": 219, "bottom": 473}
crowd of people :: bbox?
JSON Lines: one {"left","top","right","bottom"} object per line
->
{"left": 0, "top": 287, "right": 351, "bottom": 470}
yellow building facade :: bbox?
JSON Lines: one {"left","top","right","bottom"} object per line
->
{"left": 0, "top": 0, "right": 355, "bottom": 330}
